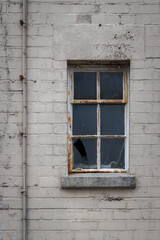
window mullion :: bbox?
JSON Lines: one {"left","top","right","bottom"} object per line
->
{"left": 97, "top": 71, "right": 100, "bottom": 169}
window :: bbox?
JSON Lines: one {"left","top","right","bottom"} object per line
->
{"left": 68, "top": 64, "right": 129, "bottom": 174}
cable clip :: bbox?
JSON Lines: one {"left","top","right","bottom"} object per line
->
{"left": 19, "top": 20, "right": 24, "bottom": 25}
{"left": 19, "top": 75, "right": 25, "bottom": 80}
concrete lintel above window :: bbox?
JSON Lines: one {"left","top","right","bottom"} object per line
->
{"left": 61, "top": 174, "right": 136, "bottom": 189}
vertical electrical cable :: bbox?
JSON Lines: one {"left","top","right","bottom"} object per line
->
{"left": 21, "top": 0, "right": 28, "bottom": 239}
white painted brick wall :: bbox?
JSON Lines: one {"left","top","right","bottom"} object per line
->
{"left": 0, "top": 0, "right": 160, "bottom": 239}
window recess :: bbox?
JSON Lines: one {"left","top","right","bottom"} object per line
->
{"left": 68, "top": 65, "right": 129, "bottom": 174}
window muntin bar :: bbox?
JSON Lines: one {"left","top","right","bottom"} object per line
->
{"left": 97, "top": 71, "right": 100, "bottom": 169}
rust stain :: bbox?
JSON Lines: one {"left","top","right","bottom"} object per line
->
{"left": 124, "top": 70, "right": 127, "bottom": 103}
{"left": 71, "top": 100, "right": 126, "bottom": 104}
{"left": 68, "top": 112, "right": 71, "bottom": 125}
{"left": 68, "top": 135, "right": 71, "bottom": 142}
{"left": 101, "top": 135, "right": 126, "bottom": 139}
{"left": 68, "top": 90, "right": 70, "bottom": 96}
{"left": 98, "top": 107, "right": 100, "bottom": 128}
{"left": 97, "top": 71, "right": 100, "bottom": 100}
{"left": 120, "top": 170, "right": 126, "bottom": 173}
{"left": 70, "top": 73, "right": 73, "bottom": 94}
{"left": 68, "top": 139, "right": 72, "bottom": 173}
{"left": 69, "top": 169, "right": 127, "bottom": 174}
{"left": 72, "top": 135, "right": 97, "bottom": 138}
{"left": 113, "top": 170, "right": 120, "bottom": 173}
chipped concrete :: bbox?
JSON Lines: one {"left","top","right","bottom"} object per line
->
{"left": 62, "top": 174, "right": 136, "bottom": 188}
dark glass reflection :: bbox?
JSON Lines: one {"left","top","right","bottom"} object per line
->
{"left": 101, "top": 138, "right": 125, "bottom": 169}
{"left": 73, "top": 138, "right": 97, "bottom": 169}
{"left": 100, "top": 72, "right": 123, "bottom": 99}
{"left": 74, "top": 72, "right": 97, "bottom": 99}
{"left": 101, "top": 104, "right": 124, "bottom": 135}
{"left": 73, "top": 104, "right": 97, "bottom": 135}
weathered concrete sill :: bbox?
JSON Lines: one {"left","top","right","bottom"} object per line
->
{"left": 61, "top": 174, "right": 136, "bottom": 189}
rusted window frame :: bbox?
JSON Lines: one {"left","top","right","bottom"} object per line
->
{"left": 68, "top": 65, "right": 129, "bottom": 174}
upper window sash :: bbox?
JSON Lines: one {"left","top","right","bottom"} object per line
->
{"left": 69, "top": 68, "right": 128, "bottom": 104}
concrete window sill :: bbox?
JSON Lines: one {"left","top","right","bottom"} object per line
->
{"left": 61, "top": 174, "right": 136, "bottom": 189}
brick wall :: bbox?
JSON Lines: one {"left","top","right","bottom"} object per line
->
{"left": 0, "top": 1, "right": 23, "bottom": 239}
{"left": 0, "top": 0, "right": 160, "bottom": 239}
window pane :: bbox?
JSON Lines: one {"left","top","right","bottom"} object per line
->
{"left": 73, "top": 104, "right": 97, "bottom": 135}
{"left": 74, "top": 72, "right": 97, "bottom": 99}
{"left": 100, "top": 72, "right": 123, "bottom": 99}
{"left": 100, "top": 104, "right": 124, "bottom": 135}
{"left": 73, "top": 138, "right": 97, "bottom": 169}
{"left": 101, "top": 138, "right": 125, "bottom": 169}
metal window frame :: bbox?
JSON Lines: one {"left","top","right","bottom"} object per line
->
{"left": 68, "top": 65, "right": 129, "bottom": 174}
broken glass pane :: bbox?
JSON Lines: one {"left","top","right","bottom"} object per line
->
{"left": 74, "top": 72, "right": 97, "bottom": 99}
{"left": 101, "top": 104, "right": 124, "bottom": 135}
{"left": 73, "top": 104, "right": 97, "bottom": 135}
{"left": 73, "top": 138, "right": 97, "bottom": 169}
{"left": 100, "top": 72, "right": 123, "bottom": 99}
{"left": 101, "top": 138, "right": 125, "bottom": 169}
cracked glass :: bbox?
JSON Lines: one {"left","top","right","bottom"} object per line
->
{"left": 101, "top": 138, "right": 125, "bottom": 169}
{"left": 73, "top": 138, "right": 97, "bottom": 169}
